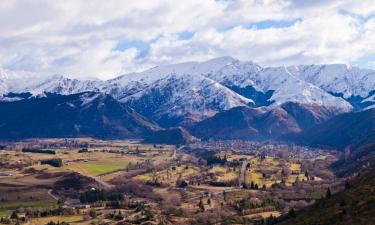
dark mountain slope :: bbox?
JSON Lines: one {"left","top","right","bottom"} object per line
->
{"left": 0, "top": 92, "right": 160, "bottom": 139}
{"left": 190, "top": 106, "right": 265, "bottom": 140}
{"left": 191, "top": 102, "right": 341, "bottom": 141}
{"left": 144, "top": 127, "right": 197, "bottom": 145}
{"left": 296, "top": 108, "right": 375, "bottom": 150}
{"left": 331, "top": 142, "right": 375, "bottom": 177}
{"left": 280, "top": 102, "right": 342, "bottom": 130}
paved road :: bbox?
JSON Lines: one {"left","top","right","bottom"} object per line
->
{"left": 239, "top": 160, "right": 248, "bottom": 187}
{"left": 171, "top": 146, "right": 184, "bottom": 159}
{"left": 171, "top": 149, "right": 176, "bottom": 158}
{"left": 93, "top": 176, "right": 114, "bottom": 190}
{"left": 47, "top": 189, "right": 59, "bottom": 201}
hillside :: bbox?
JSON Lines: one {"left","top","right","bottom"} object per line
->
{"left": 191, "top": 102, "right": 342, "bottom": 141}
{"left": 144, "top": 127, "right": 197, "bottom": 145}
{"left": 279, "top": 167, "right": 375, "bottom": 225}
{"left": 0, "top": 92, "right": 160, "bottom": 139}
{"left": 296, "top": 108, "right": 375, "bottom": 150}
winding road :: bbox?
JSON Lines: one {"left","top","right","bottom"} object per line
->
{"left": 47, "top": 189, "right": 59, "bottom": 201}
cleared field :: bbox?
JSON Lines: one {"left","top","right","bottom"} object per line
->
{"left": 64, "top": 159, "right": 130, "bottom": 176}
{"left": 28, "top": 215, "right": 84, "bottom": 225}
{"left": 289, "top": 163, "right": 301, "bottom": 171}
{"left": 245, "top": 171, "right": 264, "bottom": 186}
{"left": 209, "top": 166, "right": 227, "bottom": 173}
{"left": 0, "top": 200, "right": 55, "bottom": 217}
{"left": 243, "top": 211, "right": 281, "bottom": 219}
{"left": 286, "top": 174, "right": 307, "bottom": 184}
{"left": 135, "top": 165, "right": 200, "bottom": 185}
{"left": 264, "top": 157, "right": 279, "bottom": 165}
{"left": 209, "top": 166, "right": 238, "bottom": 182}
{"left": 218, "top": 172, "right": 238, "bottom": 182}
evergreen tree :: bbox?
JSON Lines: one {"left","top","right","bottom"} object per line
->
{"left": 250, "top": 181, "right": 255, "bottom": 189}
{"left": 326, "top": 188, "right": 332, "bottom": 198}
{"left": 288, "top": 208, "right": 296, "bottom": 218}
{"left": 345, "top": 181, "right": 351, "bottom": 189}
{"left": 223, "top": 191, "right": 227, "bottom": 202}
{"left": 10, "top": 211, "right": 18, "bottom": 220}
{"left": 198, "top": 198, "right": 205, "bottom": 212}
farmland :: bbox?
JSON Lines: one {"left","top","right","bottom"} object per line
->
{"left": 0, "top": 138, "right": 342, "bottom": 225}
{"left": 64, "top": 156, "right": 140, "bottom": 177}
{"left": 27, "top": 215, "right": 84, "bottom": 225}
{"left": 0, "top": 200, "right": 54, "bottom": 217}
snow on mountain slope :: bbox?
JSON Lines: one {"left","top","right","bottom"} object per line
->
{"left": 1, "top": 56, "right": 374, "bottom": 126}
{"left": 286, "top": 64, "right": 375, "bottom": 98}
{"left": 102, "top": 56, "right": 251, "bottom": 99}
{"left": 363, "top": 92, "right": 375, "bottom": 110}
{"left": 0, "top": 68, "right": 46, "bottom": 95}
{"left": 122, "top": 73, "right": 253, "bottom": 126}
{"left": 99, "top": 56, "right": 353, "bottom": 126}
{"left": 253, "top": 67, "right": 352, "bottom": 110}
{"left": 101, "top": 57, "right": 256, "bottom": 126}
{"left": 200, "top": 60, "right": 352, "bottom": 110}
{"left": 0, "top": 69, "right": 103, "bottom": 100}
{"left": 24, "top": 75, "right": 103, "bottom": 96}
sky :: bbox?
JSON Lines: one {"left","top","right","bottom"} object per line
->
{"left": 0, "top": 0, "right": 375, "bottom": 80}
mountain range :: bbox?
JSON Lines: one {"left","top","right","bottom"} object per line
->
{"left": 0, "top": 56, "right": 374, "bottom": 149}
{"left": 1, "top": 56, "right": 374, "bottom": 128}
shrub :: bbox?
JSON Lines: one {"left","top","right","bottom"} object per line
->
{"left": 22, "top": 148, "right": 56, "bottom": 155}
{"left": 41, "top": 158, "right": 63, "bottom": 167}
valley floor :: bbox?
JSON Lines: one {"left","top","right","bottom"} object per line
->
{"left": 0, "top": 138, "right": 345, "bottom": 225}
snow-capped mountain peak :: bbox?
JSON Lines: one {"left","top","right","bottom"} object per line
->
{"left": 0, "top": 56, "right": 374, "bottom": 126}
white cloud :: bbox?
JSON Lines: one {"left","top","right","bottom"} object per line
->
{"left": 0, "top": 0, "right": 374, "bottom": 79}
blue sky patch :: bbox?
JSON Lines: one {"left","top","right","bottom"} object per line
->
{"left": 178, "top": 31, "right": 194, "bottom": 40}
{"left": 218, "top": 19, "right": 301, "bottom": 32}
{"left": 244, "top": 19, "right": 302, "bottom": 29}
{"left": 338, "top": 9, "right": 375, "bottom": 23}
{"left": 115, "top": 40, "right": 149, "bottom": 52}
{"left": 352, "top": 55, "right": 375, "bottom": 69}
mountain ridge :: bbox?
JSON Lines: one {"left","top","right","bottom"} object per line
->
{"left": 1, "top": 57, "right": 374, "bottom": 126}
{"left": 0, "top": 92, "right": 160, "bottom": 139}
{"left": 190, "top": 101, "right": 345, "bottom": 141}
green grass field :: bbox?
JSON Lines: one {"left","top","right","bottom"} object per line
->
{"left": 64, "top": 160, "right": 127, "bottom": 176}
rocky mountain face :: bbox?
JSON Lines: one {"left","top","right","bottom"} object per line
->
{"left": 0, "top": 92, "right": 160, "bottom": 139}
{"left": 0, "top": 57, "right": 374, "bottom": 127}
